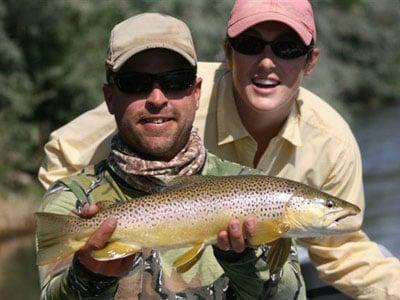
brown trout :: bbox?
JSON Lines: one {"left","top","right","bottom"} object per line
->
{"left": 36, "top": 175, "right": 360, "bottom": 272}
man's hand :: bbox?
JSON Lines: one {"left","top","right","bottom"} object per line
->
{"left": 216, "top": 216, "right": 256, "bottom": 253}
{"left": 75, "top": 204, "right": 135, "bottom": 277}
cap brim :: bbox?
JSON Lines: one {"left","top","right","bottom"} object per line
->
{"left": 112, "top": 43, "right": 197, "bottom": 72}
{"left": 227, "top": 12, "right": 313, "bottom": 45}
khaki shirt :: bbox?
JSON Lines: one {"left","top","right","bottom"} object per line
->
{"left": 39, "top": 62, "right": 400, "bottom": 299}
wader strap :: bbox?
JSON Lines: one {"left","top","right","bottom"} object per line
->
{"left": 68, "top": 180, "right": 91, "bottom": 210}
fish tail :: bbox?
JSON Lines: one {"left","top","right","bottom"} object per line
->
{"left": 35, "top": 212, "right": 85, "bottom": 266}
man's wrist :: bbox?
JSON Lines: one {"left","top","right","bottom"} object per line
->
{"left": 213, "top": 246, "right": 257, "bottom": 264}
{"left": 67, "top": 255, "right": 119, "bottom": 298}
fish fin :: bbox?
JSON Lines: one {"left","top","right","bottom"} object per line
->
{"left": 95, "top": 199, "right": 123, "bottom": 211}
{"left": 91, "top": 241, "right": 141, "bottom": 261}
{"left": 248, "top": 221, "right": 290, "bottom": 246}
{"left": 266, "top": 238, "right": 292, "bottom": 275}
{"left": 36, "top": 212, "right": 85, "bottom": 266}
{"left": 173, "top": 242, "right": 205, "bottom": 273}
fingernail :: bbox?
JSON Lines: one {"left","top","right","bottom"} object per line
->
{"left": 106, "top": 217, "right": 117, "bottom": 227}
{"left": 245, "top": 219, "right": 255, "bottom": 229}
{"left": 230, "top": 222, "right": 239, "bottom": 231}
{"left": 81, "top": 204, "right": 88, "bottom": 213}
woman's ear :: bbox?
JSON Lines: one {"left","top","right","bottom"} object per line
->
{"left": 224, "top": 38, "right": 233, "bottom": 70}
{"left": 304, "top": 48, "right": 320, "bottom": 76}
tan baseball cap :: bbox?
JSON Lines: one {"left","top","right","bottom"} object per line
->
{"left": 106, "top": 13, "right": 197, "bottom": 72}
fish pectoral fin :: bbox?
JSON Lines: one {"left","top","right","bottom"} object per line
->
{"left": 91, "top": 241, "right": 141, "bottom": 261}
{"left": 248, "top": 221, "right": 290, "bottom": 246}
{"left": 173, "top": 242, "right": 205, "bottom": 273}
{"left": 265, "top": 238, "right": 292, "bottom": 275}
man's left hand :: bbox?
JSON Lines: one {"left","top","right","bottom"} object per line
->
{"left": 216, "top": 216, "right": 256, "bottom": 253}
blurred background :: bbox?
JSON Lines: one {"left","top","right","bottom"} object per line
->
{"left": 0, "top": 0, "right": 399, "bottom": 298}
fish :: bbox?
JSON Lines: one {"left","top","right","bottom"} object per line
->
{"left": 36, "top": 175, "right": 361, "bottom": 273}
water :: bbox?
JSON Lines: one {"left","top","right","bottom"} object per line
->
{"left": 1, "top": 105, "right": 399, "bottom": 298}
{"left": 353, "top": 104, "right": 400, "bottom": 257}
{"left": 0, "top": 237, "right": 39, "bottom": 299}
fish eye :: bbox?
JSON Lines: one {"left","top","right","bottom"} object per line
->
{"left": 327, "top": 200, "right": 334, "bottom": 208}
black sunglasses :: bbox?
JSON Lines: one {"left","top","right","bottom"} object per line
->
{"left": 229, "top": 35, "right": 313, "bottom": 59}
{"left": 109, "top": 68, "right": 197, "bottom": 94}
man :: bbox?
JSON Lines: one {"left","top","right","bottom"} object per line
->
{"left": 37, "top": 13, "right": 305, "bottom": 299}
{"left": 39, "top": 1, "right": 400, "bottom": 299}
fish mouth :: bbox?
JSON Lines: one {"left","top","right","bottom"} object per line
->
{"left": 334, "top": 210, "right": 358, "bottom": 223}
{"left": 330, "top": 201, "right": 361, "bottom": 224}
{"left": 325, "top": 207, "right": 361, "bottom": 232}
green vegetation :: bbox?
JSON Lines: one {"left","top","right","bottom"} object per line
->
{"left": 0, "top": 0, "right": 399, "bottom": 193}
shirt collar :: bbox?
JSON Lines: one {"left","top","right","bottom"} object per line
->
{"left": 280, "top": 91, "right": 302, "bottom": 147}
{"left": 216, "top": 73, "right": 303, "bottom": 147}
{"left": 217, "top": 73, "right": 250, "bottom": 145}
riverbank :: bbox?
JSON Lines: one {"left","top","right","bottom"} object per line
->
{"left": 0, "top": 194, "right": 39, "bottom": 299}
{"left": 0, "top": 196, "right": 36, "bottom": 241}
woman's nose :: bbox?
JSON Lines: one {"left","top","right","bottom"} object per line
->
{"left": 257, "top": 47, "right": 277, "bottom": 70}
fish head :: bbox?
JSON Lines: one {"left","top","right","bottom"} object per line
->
{"left": 285, "top": 188, "right": 361, "bottom": 237}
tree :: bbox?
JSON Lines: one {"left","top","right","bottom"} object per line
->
{"left": 306, "top": 0, "right": 400, "bottom": 111}
{"left": 0, "top": 0, "right": 399, "bottom": 191}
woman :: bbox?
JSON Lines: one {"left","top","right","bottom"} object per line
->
{"left": 39, "top": 1, "right": 400, "bottom": 299}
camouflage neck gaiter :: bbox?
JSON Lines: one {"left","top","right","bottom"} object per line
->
{"left": 107, "top": 129, "right": 206, "bottom": 193}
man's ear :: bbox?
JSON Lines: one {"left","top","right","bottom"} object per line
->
{"left": 304, "top": 48, "right": 320, "bottom": 76}
{"left": 193, "top": 77, "right": 202, "bottom": 110}
{"left": 103, "top": 84, "right": 115, "bottom": 114}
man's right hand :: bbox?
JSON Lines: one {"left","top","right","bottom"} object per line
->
{"left": 75, "top": 204, "right": 135, "bottom": 278}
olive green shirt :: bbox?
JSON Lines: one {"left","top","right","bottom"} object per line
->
{"left": 38, "top": 153, "right": 305, "bottom": 300}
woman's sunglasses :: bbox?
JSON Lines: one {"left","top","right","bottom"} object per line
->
{"left": 108, "top": 68, "right": 197, "bottom": 94}
{"left": 229, "top": 35, "right": 313, "bottom": 59}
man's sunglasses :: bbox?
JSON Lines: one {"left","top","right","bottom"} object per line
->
{"left": 229, "top": 35, "right": 313, "bottom": 59}
{"left": 108, "top": 68, "right": 197, "bottom": 94}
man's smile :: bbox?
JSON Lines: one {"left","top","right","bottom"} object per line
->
{"left": 141, "top": 117, "right": 174, "bottom": 124}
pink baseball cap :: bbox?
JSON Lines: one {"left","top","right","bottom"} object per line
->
{"left": 227, "top": 0, "right": 316, "bottom": 45}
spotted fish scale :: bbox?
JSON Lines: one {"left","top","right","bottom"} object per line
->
{"left": 65, "top": 176, "right": 298, "bottom": 247}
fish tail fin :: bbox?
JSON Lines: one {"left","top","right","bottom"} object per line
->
{"left": 35, "top": 212, "right": 85, "bottom": 266}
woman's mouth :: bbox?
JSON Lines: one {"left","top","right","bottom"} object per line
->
{"left": 252, "top": 78, "right": 280, "bottom": 89}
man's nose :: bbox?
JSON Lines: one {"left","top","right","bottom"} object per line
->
{"left": 146, "top": 83, "right": 168, "bottom": 107}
